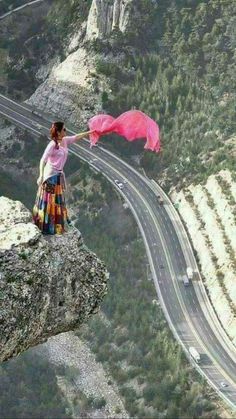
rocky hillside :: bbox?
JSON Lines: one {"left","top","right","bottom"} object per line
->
{"left": 85, "top": 0, "right": 137, "bottom": 40}
{"left": 170, "top": 169, "right": 236, "bottom": 344}
{"left": 38, "top": 332, "right": 128, "bottom": 418}
{"left": 25, "top": 0, "right": 141, "bottom": 127}
{"left": 0, "top": 196, "right": 109, "bottom": 363}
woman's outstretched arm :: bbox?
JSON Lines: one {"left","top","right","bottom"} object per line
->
{"left": 64, "top": 130, "right": 95, "bottom": 145}
{"left": 76, "top": 130, "right": 95, "bottom": 140}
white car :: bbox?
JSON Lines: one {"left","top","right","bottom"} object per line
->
{"left": 220, "top": 381, "right": 228, "bottom": 388}
{"left": 35, "top": 123, "right": 42, "bottom": 130}
{"left": 114, "top": 179, "right": 124, "bottom": 189}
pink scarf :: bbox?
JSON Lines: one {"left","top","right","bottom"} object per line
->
{"left": 88, "top": 110, "right": 160, "bottom": 153}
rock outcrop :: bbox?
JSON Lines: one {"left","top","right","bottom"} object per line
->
{"left": 38, "top": 332, "right": 129, "bottom": 418}
{"left": 0, "top": 196, "right": 109, "bottom": 363}
{"left": 25, "top": 0, "right": 137, "bottom": 127}
{"left": 25, "top": 46, "right": 102, "bottom": 126}
{"left": 86, "top": 0, "right": 134, "bottom": 40}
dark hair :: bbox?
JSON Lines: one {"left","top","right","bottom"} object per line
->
{"left": 50, "top": 121, "right": 64, "bottom": 149}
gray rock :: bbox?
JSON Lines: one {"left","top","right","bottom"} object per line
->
{"left": 0, "top": 196, "right": 109, "bottom": 362}
{"left": 24, "top": 0, "right": 139, "bottom": 127}
{"left": 86, "top": 0, "right": 135, "bottom": 40}
{"left": 24, "top": 47, "right": 103, "bottom": 127}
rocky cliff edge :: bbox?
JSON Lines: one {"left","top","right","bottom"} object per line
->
{"left": 0, "top": 196, "right": 109, "bottom": 363}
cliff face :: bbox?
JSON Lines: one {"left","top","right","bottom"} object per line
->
{"left": 86, "top": 0, "right": 134, "bottom": 40}
{"left": 25, "top": 0, "right": 137, "bottom": 126}
{"left": 0, "top": 196, "right": 109, "bottom": 363}
{"left": 25, "top": 46, "right": 102, "bottom": 127}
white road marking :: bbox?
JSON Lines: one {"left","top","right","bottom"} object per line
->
{"left": 0, "top": 108, "right": 40, "bottom": 135}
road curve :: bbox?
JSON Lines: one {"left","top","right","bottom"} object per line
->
{"left": 0, "top": 94, "right": 236, "bottom": 411}
{"left": 0, "top": 0, "right": 44, "bottom": 20}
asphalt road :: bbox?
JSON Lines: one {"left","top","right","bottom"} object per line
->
{"left": 1, "top": 94, "right": 236, "bottom": 410}
{"left": 0, "top": 0, "right": 44, "bottom": 20}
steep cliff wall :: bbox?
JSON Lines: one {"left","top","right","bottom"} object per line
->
{"left": 0, "top": 196, "right": 109, "bottom": 362}
{"left": 25, "top": 46, "right": 102, "bottom": 126}
{"left": 86, "top": 0, "right": 134, "bottom": 40}
{"left": 25, "top": 0, "right": 137, "bottom": 126}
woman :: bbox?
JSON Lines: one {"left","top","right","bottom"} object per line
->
{"left": 32, "top": 121, "right": 95, "bottom": 235}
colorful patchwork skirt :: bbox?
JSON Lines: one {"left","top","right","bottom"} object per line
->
{"left": 32, "top": 173, "right": 72, "bottom": 235}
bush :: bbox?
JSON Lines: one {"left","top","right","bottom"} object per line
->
{"left": 89, "top": 397, "right": 107, "bottom": 409}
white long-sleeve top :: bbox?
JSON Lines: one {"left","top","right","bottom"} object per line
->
{"left": 39, "top": 135, "right": 77, "bottom": 190}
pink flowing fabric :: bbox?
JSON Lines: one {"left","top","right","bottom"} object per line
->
{"left": 88, "top": 110, "right": 160, "bottom": 153}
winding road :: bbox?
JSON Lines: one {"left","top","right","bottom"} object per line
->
{"left": 0, "top": 93, "right": 236, "bottom": 412}
{"left": 0, "top": 0, "right": 44, "bottom": 20}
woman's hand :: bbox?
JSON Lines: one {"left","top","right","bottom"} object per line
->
{"left": 86, "top": 129, "right": 97, "bottom": 135}
{"left": 37, "top": 176, "right": 43, "bottom": 186}
{"left": 75, "top": 130, "right": 97, "bottom": 141}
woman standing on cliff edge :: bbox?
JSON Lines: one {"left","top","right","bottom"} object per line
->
{"left": 32, "top": 121, "right": 95, "bottom": 235}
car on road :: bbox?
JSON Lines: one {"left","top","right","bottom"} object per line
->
{"left": 220, "top": 381, "right": 228, "bottom": 388}
{"left": 157, "top": 195, "right": 164, "bottom": 205}
{"left": 114, "top": 179, "right": 124, "bottom": 189}
{"left": 35, "top": 123, "right": 42, "bottom": 130}
{"left": 31, "top": 110, "right": 42, "bottom": 117}
{"left": 187, "top": 266, "right": 193, "bottom": 280}
{"left": 89, "top": 158, "right": 97, "bottom": 163}
{"left": 189, "top": 346, "right": 201, "bottom": 363}
{"left": 159, "top": 264, "right": 165, "bottom": 269}
{"left": 183, "top": 274, "right": 190, "bottom": 287}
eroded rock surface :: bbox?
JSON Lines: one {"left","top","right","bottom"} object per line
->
{"left": 86, "top": 0, "right": 135, "bottom": 40}
{"left": 0, "top": 196, "right": 109, "bottom": 362}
